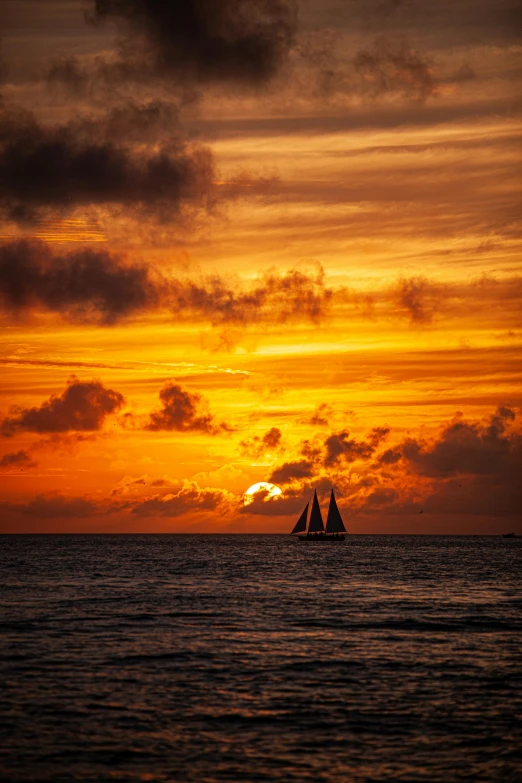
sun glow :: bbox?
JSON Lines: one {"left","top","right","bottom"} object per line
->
{"left": 243, "top": 482, "right": 282, "bottom": 506}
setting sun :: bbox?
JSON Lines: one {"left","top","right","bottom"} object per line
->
{"left": 244, "top": 483, "right": 282, "bottom": 506}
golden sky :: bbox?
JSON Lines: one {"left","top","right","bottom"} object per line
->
{"left": 0, "top": 0, "right": 520, "bottom": 533}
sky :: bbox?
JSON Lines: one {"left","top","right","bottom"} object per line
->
{"left": 0, "top": 0, "right": 520, "bottom": 534}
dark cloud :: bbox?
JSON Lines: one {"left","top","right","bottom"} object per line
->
{"left": 170, "top": 265, "right": 333, "bottom": 325}
{"left": 324, "top": 429, "right": 376, "bottom": 467}
{"left": 88, "top": 0, "right": 297, "bottom": 86}
{"left": 368, "top": 426, "right": 391, "bottom": 446}
{"left": 364, "top": 406, "right": 522, "bottom": 519}
{"left": 7, "top": 238, "right": 495, "bottom": 333}
{"left": 378, "top": 447, "right": 403, "bottom": 465}
{"left": 0, "top": 239, "right": 156, "bottom": 324}
{"left": 70, "top": 100, "right": 183, "bottom": 145}
{"left": 352, "top": 38, "right": 436, "bottom": 101}
{"left": 258, "top": 408, "right": 519, "bottom": 520}
{"left": 1, "top": 376, "right": 125, "bottom": 437}
{"left": 0, "top": 239, "right": 334, "bottom": 327}
{"left": 297, "top": 32, "right": 438, "bottom": 104}
{"left": 261, "top": 427, "right": 283, "bottom": 450}
{"left": 0, "top": 449, "right": 36, "bottom": 470}
{"left": 305, "top": 403, "right": 333, "bottom": 426}
{"left": 300, "top": 438, "right": 323, "bottom": 461}
{"left": 400, "top": 406, "right": 520, "bottom": 478}
{"left": 269, "top": 459, "right": 314, "bottom": 484}
{"left": 240, "top": 426, "right": 283, "bottom": 458}
{"left": 0, "top": 103, "right": 214, "bottom": 224}
{"left": 395, "top": 276, "right": 444, "bottom": 324}
{"left": 145, "top": 382, "right": 232, "bottom": 435}
{"left": 269, "top": 426, "right": 390, "bottom": 483}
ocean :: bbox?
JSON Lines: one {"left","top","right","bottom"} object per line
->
{"left": 0, "top": 535, "right": 520, "bottom": 782}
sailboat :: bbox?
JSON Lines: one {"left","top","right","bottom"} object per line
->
{"left": 291, "top": 489, "right": 346, "bottom": 542}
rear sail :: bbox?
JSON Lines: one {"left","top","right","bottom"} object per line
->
{"left": 291, "top": 502, "right": 309, "bottom": 534}
{"left": 325, "top": 489, "right": 346, "bottom": 533}
{"left": 308, "top": 490, "right": 325, "bottom": 532}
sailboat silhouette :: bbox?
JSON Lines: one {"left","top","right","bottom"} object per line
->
{"left": 291, "top": 489, "right": 346, "bottom": 542}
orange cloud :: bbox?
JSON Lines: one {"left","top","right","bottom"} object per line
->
{"left": 127, "top": 481, "right": 236, "bottom": 518}
{"left": 0, "top": 449, "right": 36, "bottom": 471}
{"left": 239, "top": 426, "right": 283, "bottom": 459}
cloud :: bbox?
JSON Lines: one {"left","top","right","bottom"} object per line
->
{"left": 0, "top": 239, "right": 157, "bottom": 324}
{"left": 0, "top": 432, "right": 98, "bottom": 473}
{"left": 0, "top": 358, "right": 126, "bottom": 370}
{"left": 268, "top": 425, "right": 390, "bottom": 483}
{"left": 88, "top": 0, "right": 297, "bottom": 86}
{"left": 254, "top": 408, "right": 518, "bottom": 520}
{"left": 191, "top": 463, "right": 251, "bottom": 494}
{"left": 240, "top": 426, "right": 283, "bottom": 458}
{"left": 145, "top": 382, "right": 232, "bottom": 434}
{"left": 129, "top": 480, "right": 235, "bottom": 517}
{"left": 378, "top": 447, "right": 403, "bottom": 465}
{"left": 293, "top": 32, "right": 438, "bottom": 106}
{"left": 1, "top": 376, "right": 125, "bottom": 437}
{"left": 0, "top": 104, "right": 214, "bottom": 224}
{"left": 269, "top": 459, "right": 314, "bottom": 484}
{"left": 169, "top": 264, "right": 333, "bottom": 326}
{"left": 239, "top": 487, "right": 308, "bottom": 517}
{"left": 56, "top": 96, "right": 182, "bottom": 146}
{"left": 368, "top": 426, "right": 391, "bottom": 446}
{"left": 1, "top": 494, "right": 100, "bottom": 519}
{"left": 304, "top": 403, "right": 334, "bottom": 426}
{"left": 364, "top": 406, "right": 522, "bottom": 519}
{"left": 324, "top": 427, "right": 388, "bottom": 467}
{"left": 352, "top": 38, "right": 437, "bottom": 101}
{"left": 399, "top": 406, "right": 520, "bottom": 478}
{"left": 110, "top": 473, "right": 181, "bottom": 496}
{"left": 394, "top": 276, "right": 445, "bottom": 324}
{"left": 0, "top": 239, "right": 334, "bottom": 327}
{"left": 0, "top": 449, "right": 36, "bottom": 470}
{"left": 29, "top": 433, "right": 100, "bottom": 454}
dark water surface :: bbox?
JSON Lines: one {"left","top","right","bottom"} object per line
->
{"left": 1, "top": 535, "right": 521, "bottom": 782}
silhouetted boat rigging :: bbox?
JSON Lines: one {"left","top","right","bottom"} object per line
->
{"left": 291, "top": 489, "right": 346, "bottom": 542}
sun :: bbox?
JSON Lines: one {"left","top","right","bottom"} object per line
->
{"left": 244, "top": 482, "right": 282, "bottom": 506}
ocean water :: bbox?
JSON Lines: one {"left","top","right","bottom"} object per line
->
{"left": 0, "top": 535, "right": 520, "bottom": 783}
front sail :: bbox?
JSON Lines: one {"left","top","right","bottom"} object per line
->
{"left": 308, "top": 490, "right": 325, "bottom": 532}
{"left": 325, "top": 489, "right": 346, "bottom": 533}
{"left": 291, "top": 502, "right": 309, "bottom": 534}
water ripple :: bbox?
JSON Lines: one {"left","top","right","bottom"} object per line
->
{"left": 0, "top": 534, "right": 520, "bottom": 782}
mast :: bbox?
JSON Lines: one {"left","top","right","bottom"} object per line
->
{"left": 291, "top": 502, "right": 309, "bottom": 534}
{"left": 308, "top": 489, "right": 325, "bottom": 533}
{"left": 325, "top": 489, "right": 346, "bottom": 533}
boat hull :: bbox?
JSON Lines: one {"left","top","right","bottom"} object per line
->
{"left": 296, "top": 534, "right": 345, "bottom": 542}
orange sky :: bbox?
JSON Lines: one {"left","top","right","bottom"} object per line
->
{"left": 0, "top": 0, "right": 520, "bottom": 533}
